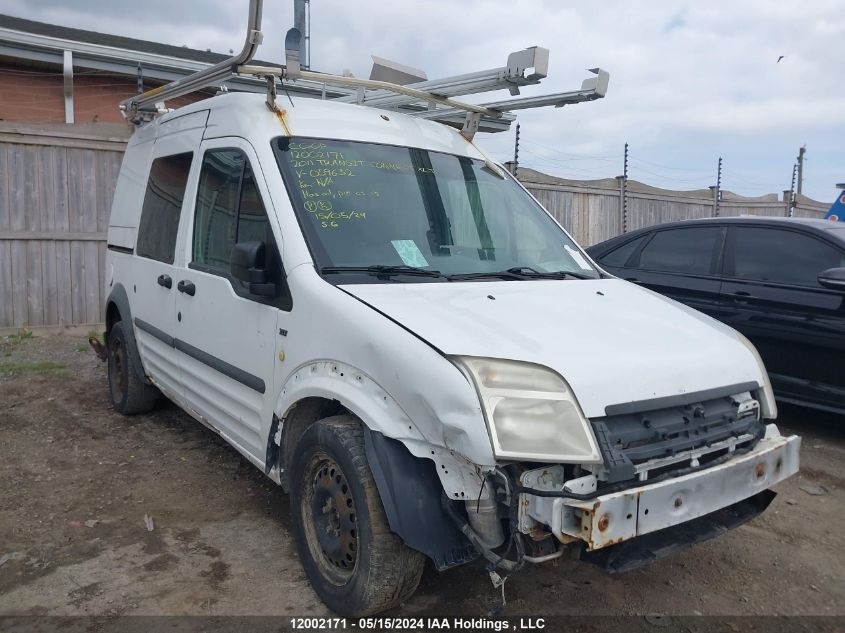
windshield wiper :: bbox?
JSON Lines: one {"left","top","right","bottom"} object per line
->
{"left": 506, "top": 267, "right": 595, "bottom": 280}
{"left": 447, "top": 267, "right": 594, "bottom": 282}
{"left": 446, "top": 270, "right": 528, "bottom": 281}
{"left": 320, "top": 265, "right": 444, "bottom": 279}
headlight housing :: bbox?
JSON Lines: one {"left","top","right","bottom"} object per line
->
{"left": 733, "top": 331, "right": 778, "bottom": 419}
{"left": 453, "top": 356, "right": 602, "bottom": 463}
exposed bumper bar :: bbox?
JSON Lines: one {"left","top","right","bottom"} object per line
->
{"left": 521, "top": 426, "right": 800, "bottom": 552}
{"left": 580, "top": 489, "right": 777, "bottom": 572}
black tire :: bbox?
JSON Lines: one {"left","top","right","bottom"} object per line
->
{"left": 290, "top": 415, "right": 425, "bottom": 616}
{"left": 107, "top": 320, "right": 159, "bottom": 415}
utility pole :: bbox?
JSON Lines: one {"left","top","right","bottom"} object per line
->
{"left": 789, "top": 163, "right": 797, "bottom": 217}
{"left": 622, "top": 142, "right": 629, "bottom": 232}
{"left": 796, "top": 145, "right": 806, "bottom": 195}
{"left": 714, "top": 156, "right": 722, "bottom": 217}
{"left": 512, "top": 122, "right": 520, "bottom": 178}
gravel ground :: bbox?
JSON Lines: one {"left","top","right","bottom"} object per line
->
{"left": 0, "top": 334, "right": 843, "bottom": 620}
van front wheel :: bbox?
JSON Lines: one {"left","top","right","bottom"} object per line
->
{"left": 290, "top": 415, "right": 425, "bottom": 616}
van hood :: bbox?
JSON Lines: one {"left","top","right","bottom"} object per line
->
{"left": 342, "top": 278, "right": 764, "bottom": 418}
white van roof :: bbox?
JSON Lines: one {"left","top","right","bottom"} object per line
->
{"left": 146, "top": 92, "right": 488, "bottom": 160}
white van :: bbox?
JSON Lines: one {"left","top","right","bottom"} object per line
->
{"left": 102, "top": 90, "right": 799, "bottom": 615}
{"left": 102, "top": 10, "right": 800, "bottom": 612}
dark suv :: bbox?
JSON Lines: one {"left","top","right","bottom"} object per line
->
{"left": 587, "top": 217, "right": 845, "bottom": 414}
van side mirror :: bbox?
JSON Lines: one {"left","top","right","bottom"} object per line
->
{"left": 818, "top": 267, "right": 845, "bottom": 291}
{"left": 231, "top": 241, "right": 277, "bottom": 297}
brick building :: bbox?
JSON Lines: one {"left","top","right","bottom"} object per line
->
{"left": 0, "top": 13, "right": 329, "bottom": 332}
{"left": 0, "top": 13, "right": 327, "bottom": 126}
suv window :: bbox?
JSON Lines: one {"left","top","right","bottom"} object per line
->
{"left": 136, "top": 152, "right": 193, "bottom": 263}
{"left": 597, "top": 235, "right": 647, "bottom": 268}
{"left": 193, "top": 149, "right": 273, "bottom": 270}
{"left": 637, "top": 227, "right": 720, "bottom": 274}
{"left": 729, "top": 226, "right": 845, "bottom": 287}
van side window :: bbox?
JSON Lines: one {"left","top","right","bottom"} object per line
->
{"left": 136, "top": 152, "right": 193, "bottom": 263}
{"left": 193, "top": 150, "right": 275, "bottom": 269}
{"left": 192, "top": 148, "right": 291, "bottom": 310}
{"left": 193, "top": 150, "right": 243, "bottom": 269}
{"left": 237, "top": 162, "right": 275, "bottom": 245}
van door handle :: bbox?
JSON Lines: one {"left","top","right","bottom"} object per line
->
{"left": 157, "top": 274, "right": 172, "bottom": 289}
{"left": 177, "top": 280, "right": 196, "bottom": 296}
{"left": 731, "top": 290, "right": 754, "bottom": 303}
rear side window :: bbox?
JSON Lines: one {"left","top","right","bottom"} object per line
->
{"left": 729, "top": 227, "right": 845, "bottom": 287}
{"left": 136, "top": 152, "right": 193, "bottom": 263}
{"left": 597, "top": 235, "right": 647, "bottom": 267}
{"left": 193, "top": 149, "right": 273, "bottom": 271}
{"left": 637, "top": 227, "right": 720, "bottom": 274}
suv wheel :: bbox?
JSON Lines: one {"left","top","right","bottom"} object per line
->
{"left": 107, "top": 320, "right": 159, "bottom": 415}
{"left": 290, "top": 415, "right": 425, "bottom": 616}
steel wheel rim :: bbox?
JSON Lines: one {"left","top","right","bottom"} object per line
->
{"left": 301, "top": 453, "right": 359, "bottom": 586}
{"left": 109, "top": 336, "right": 126, "bottom": 398}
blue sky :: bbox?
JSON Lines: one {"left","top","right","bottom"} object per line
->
{"left": 3, "top": 0, "right": 842, "bottom": 202}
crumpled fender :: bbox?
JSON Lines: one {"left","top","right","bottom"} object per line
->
{"left": 274, "top": 358, "right": 488, "bottom": 498}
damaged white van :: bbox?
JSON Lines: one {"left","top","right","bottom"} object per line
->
{"left": 101, "top": 10, "right": 800, "bottom": 617}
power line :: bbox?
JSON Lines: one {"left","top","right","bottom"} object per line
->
{"left": 519, "top": 139, "right": 617, "bottom": 162}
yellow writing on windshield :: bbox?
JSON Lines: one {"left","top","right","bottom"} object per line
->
{"left": 290, "top": 141, "right": 433, "bottom": 230}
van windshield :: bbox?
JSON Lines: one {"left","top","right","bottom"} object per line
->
{"left": 272, "top": 137, "right": 598, "bottom": 281}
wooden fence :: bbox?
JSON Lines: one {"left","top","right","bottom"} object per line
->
{"left": 0, "top": 125, "right": 832, "bottom": 330}
{"left": 0, "top": 123, "right": 129, "bottom": 332}
{"left": 517, "top": 167, "right": 830, "bottom": 246}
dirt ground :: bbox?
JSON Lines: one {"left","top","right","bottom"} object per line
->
{"left": 1, "top": 333, "right": 843, "bottom": 620}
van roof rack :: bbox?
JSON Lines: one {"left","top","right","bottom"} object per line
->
{"left": 119, "top": 0, "right": 609, "bottom": 139}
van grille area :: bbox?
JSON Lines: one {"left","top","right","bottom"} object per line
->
{"left": 590, "top": 393, "right": 765, "bottom": 484}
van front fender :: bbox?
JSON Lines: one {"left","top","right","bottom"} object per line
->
{"left": 274, "top": 359, "right": 486, "bottom": 498}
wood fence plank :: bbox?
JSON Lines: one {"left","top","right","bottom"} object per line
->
{"left": 0, "top": 241, "right": 12, "bottom": 327}
{"left": 9, "top": 145, "right": 26, "bottom": 233}
{"left": 79, "top": 149, "right": 99, "bottom": 233}
{"left": 96, "top": 151, "right": 121, "bottom": 232}
{"left": 56, "top": 241, "right": 73, "bottom": 325}
{"left": 23, "top": 145, "right": 41, "bottom": 232}
{"left": 84, "top": 241, "right": 100, "bottom": 324}
{"left": 42, "top": 239, "right": 58, "bottom": 326}
{"left": 55, "top": 147, "right": 70, "bottom": 232}
{"left": 26, "top": 240, "right": 43, "bottom": 326}
{"left": 67, "top": 149, "right": 82, "bottom": 233}
{"left": 97, "top": 240, "right": 106, "bottom": 319}
{"left": 69, "top": 241, "right": 85, "bottom": 325}
{"left": 38, "top": 145, "right": 58, "bottom": 233}
{"left": 0, "top": 144, "right": 9, "bottom": 231}
{"left": 10, "top": 240, "right": 27, "bottom": 327}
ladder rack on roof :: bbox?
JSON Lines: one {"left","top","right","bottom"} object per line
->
{"left": 118, "top": 0, "right": 609, "bottom": 140}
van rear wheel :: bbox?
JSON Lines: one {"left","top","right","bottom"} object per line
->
{"left": 107, "top": 320, "right": 159, "bottom": 415}
{"left": 290, "top": 415, "right": 425, "bottom": 616}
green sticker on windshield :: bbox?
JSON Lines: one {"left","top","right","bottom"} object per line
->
{"left": 391, "top": 240, "right": 429, "bottom": 268}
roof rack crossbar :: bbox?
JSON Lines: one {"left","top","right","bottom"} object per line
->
{"left": 332, "top": 46, "right": 550, "bottom": 109}
{"left": 413, "top": 68, "right": 610, "bottom": 121}
{"left": 238, "top": 64, "right": 504, "bottom": 119}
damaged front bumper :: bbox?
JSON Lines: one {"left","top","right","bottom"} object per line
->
{"left": 519, "top": 424, "right": 800, "bottom": 553}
